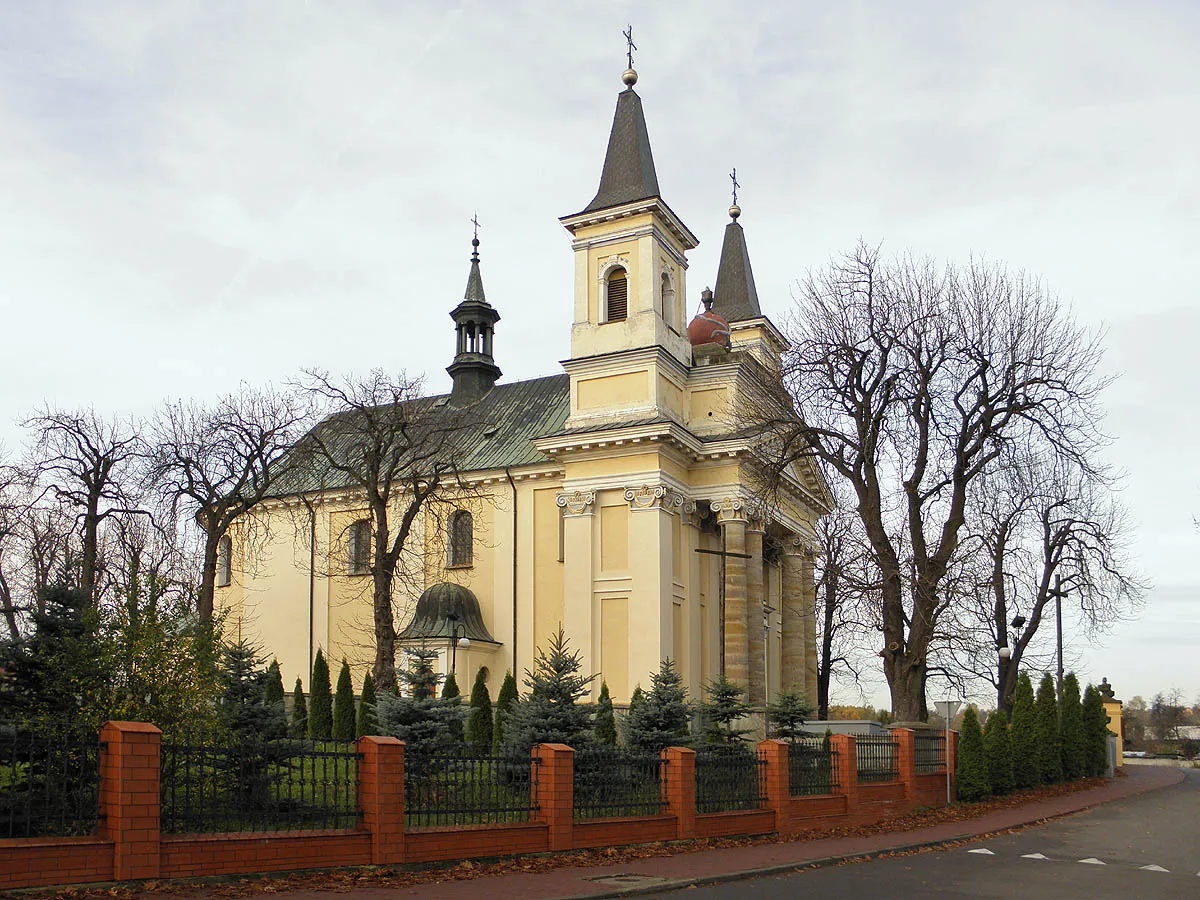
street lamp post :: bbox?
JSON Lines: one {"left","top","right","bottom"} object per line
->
{"left": 446, "top": 613, "right": 471, "bottom": 675}
{"left": 997, "top": 614, "right": 1026, "bottom": 713}
{"left": 934, "top": 698, "right": 961, "bottom": 805}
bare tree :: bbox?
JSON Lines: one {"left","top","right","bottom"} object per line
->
{"left": 293, "top": 370, "right": 477, "bottom": 691}
{"left": 146, "top": 387, "right": 309, "bottom": 624}
{"left": 24, "top": 408, "right": 144, "bottom": 604}
{"left": 750, "top": 245, "right": 1109, "bottom": 720}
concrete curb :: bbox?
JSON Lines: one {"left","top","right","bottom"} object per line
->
{"left": 540, "top": 769, "right": 1187, "bottom": 900}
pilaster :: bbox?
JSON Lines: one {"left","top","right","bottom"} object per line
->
{"left": 558, "top": 490, "right": 596, "bottom": 679}
{"left": 625, "top": 484, "right": 679, "bottom": 677}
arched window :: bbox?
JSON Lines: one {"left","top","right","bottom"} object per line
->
{"left": 348, "top": 519, "right": 371, "bottom": 575}
{"left": 604, "top": 267, "right": 628, "bottom": 323}
{"left": 447, "top": 509, "right": 473, "bottom": 568}
{"left": 661, "top": 271, "right": 677, "bottom": 331}
{"left": 216, "top": 536, "right": 232, "bottom": 587}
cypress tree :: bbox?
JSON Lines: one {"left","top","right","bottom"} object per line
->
{"left": 308, "top": 649, "right": 333, "bottom": 740}
{"left": 1034, "top": 673, "right": 1063, "bottom": 784}
{"left": 264, "top": 659, "right": 286, "bottom": 722}
{"left": 956, "top": 706, "right": 991, "bottom": 802}
{"left": 441, "top": 671, "right": 464, "bottom": 745}
{"left": 594, "top": 681, "right": 618, "bottom": 745}
{"left": 1059, "top": 673, "right": 1086, "bottom": 780}
{"left": 465, "top": 668, "right": 493, "bottom": 754}
{"left": 1082, "top": 684, "right": 1109, "bottom": 776}
{"left": 492, "top": 671, "right": 518, "bottom": 754}
{"left": 983, "top": 709, "right": 1015, "bottom": 795}
{"left": 333, "top": 660, "right": 356, "bottom": 741}
{"left": 356, "top": 671, "right": 378, "bottom": 738}
{"left": 700, "top": 674, "right": 751, "bottom": 745}
{"left": 624, "top": 659, "right": 692, "bottom": 753}
{"left": 290, "top": 677, "right": 308, "bottom": 737}
{"left": 1010, "top": 672, "right": 1039, "bottom": 789}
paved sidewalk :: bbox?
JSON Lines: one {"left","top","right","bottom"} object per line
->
{"left": 258, "top": 767, "right": 1184, "bottom": 900}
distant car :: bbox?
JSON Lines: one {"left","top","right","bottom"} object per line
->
{"left": 1123, "top": 751, "right": 1148, "bottom": 758}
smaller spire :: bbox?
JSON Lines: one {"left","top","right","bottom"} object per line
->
{"left": 448, "top": 221, "right": 501, "bottom": 406}
{"left": 463, "top": 214, "right": 486, "bottom": 303}
{"left": 712, "top": 176, "right": 762, "bottom": 322}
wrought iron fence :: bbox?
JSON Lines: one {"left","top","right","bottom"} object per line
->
{"left": 855, "top": 734, "right": 900, "bottom": 783}
{"left": 405, "top": 752, "right": 537, "bottom": 829}
{"left": 694, "top": 745, "right": 766, "bottom": 813}
{"left": 0, "top": 720, "right": 100, "bottom": 838}
{"left": 914, "top": 732, "right": 946, "bottom": 774}
{"left": 787, "top": 739, "right": 839, "bottom": 796}
{"left": 160, "top": 730, "right": 358, "bottom": 834}
{"left": 573, "top": 745, "right": 664, "bottom": 820}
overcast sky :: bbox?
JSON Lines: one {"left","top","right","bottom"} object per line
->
{"left": 1, "top": 1, "right": 1196, "bottom": 708}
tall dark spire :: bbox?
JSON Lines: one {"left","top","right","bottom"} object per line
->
{"left": 447, "top": 229, "right": 501, "bottom": 407}
{"left": 712, "top": 197, "right": 761, "bottom": 322}
{"left": 583, "top": 67, "right": 660, "bottom": 213}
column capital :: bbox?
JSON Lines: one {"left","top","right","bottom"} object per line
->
{"left": 710, "top": 496, "right": 748, "bottom": 524}
{"left": 556, "top": 489, "right": 596, "bottom": 516}
{"left": 624, "top": 483, "right": 686, "bottom": 513}
{"left": 785, "top": 535, "right": 819, "bottom": 557}
{"left": 680, "top": 498, "right": 700, "bottom": 528}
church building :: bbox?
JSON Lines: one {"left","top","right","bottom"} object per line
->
{"left": 215, "top": 62, "right": 832, "bottom": 709}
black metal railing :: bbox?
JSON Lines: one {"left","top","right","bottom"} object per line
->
{"left": 855, "top": 734, "right": 899, "bottom": 783}
{"left": 0, "top": 721, "right": 100, "bottom": 838}
{"left": 914, "top": 732, "right": 946, "bottom": 774}
{"left": 694, "top": 745, "right": 766, "bottom": 813}
{"left": 787, "top": 739, "right": 840, "bottom": 796}
{"left": 405, "top": 752, "right": 537, "bottom": 829}
{"left": 160, "top": 731, "right": 358, "bottom": 834}
{"left": 573, "top": 745, "right": 664, "bottom": 820}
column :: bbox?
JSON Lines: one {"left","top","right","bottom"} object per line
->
{"left": 682, "top": 501, "right": 705, "bottom": 701}
{"left": 746, "top": 516, "right": 766, "bottom": 705}
{"left": 780, "top": 539, "right": 808, "bottom": 699}
{"left": 712, "top": 498, "right": 749, "bottom": 690}
{"left": 801, "top": 547, "right": 819, "bottom": 699}
{"left": 626, "top": 485, "right": 677, "bottom": 682}
{"left": 558, "top": 490, "right": 596, "bottom": 680}
{"left": 99, "top": 721, "right": 161, "bottom": 882}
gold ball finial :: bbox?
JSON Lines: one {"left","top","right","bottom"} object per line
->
{"left": 729, "top": 203, "right": 741, "bottom": 220}
{"left": 622, "top": 68, "right": 638, "bottom": 87}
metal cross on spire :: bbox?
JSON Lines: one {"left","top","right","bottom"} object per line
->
{"left": 623, "top": 25, "right": 637, "bottom": 69}
{"left": 730, "top": 168, "right": 740, "bottom": 206}
{"left": 470, "top": 212, "right": 481, "bottom": 261}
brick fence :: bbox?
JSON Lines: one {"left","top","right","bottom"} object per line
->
{"left": 0, "top": 724, "right": 957, "bottom": 890}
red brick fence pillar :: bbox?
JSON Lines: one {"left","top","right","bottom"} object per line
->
{"left": 892, "top": 727, "right": 918, "bottom": 811}
{"left": 358, "top": 736, "right": 405, "bottom": 864}
{"left": 829, "top": 734, "right": 860, "bottom": 819}
{"left": 99, "top": 721, "right": 161, "bottom": 881}
{"left": 757, "top": 739, "right": 790, "bottom": 833}
{"left": 662, "top": 746, "right": 696, "bottom": 839}
{"left": 533, "top": 743, "right": 574, "bottom": 851}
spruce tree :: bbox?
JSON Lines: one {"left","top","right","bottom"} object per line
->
{"left": 441, "top": 671, "right": 464, "bottom": 745}
{"left": 217, "top": 639, "right": 285, "bottom": 737}
{"left": 1082, "top": 683, "right": 1110, "bottom": 777}
{"left": 983, "top": 709, "right": 1015, "bottom": 796}
{"left": 1059, "top": 673, "right": 1086, "bottom": 780}
{"left": 290, "top": 677, "right": 308, "bottom": 737}
{"left": 767, "top": 690, "right": 814, "bottom": 742}
{"left": 356, "top": 671, "right": 378, "bottom": 738}
{"left": 465, "top": 668, "right": 494, "bottom": 754}
{"left": 1034, "top": 673, "right": 1063, "bottom": 784}
{"left": 333, "top": 659, "right": 356, "bottom": 741}
{"left": 594, "top": 681, "right": 618, "bottom": 745}
{"left": 700, "top": 674, "right": 751, "bottom": 745}
{"left": 492, "top": 671, "right": 518, "bottom": 754}
{"left": 1010, "top": 672, "right": 1039, "bottom": 789}
{"left": 956, "top": 706, "right": 991, "bottom": 802}
{"left": 374, "top": 649, "right": 466, "bottom": 771}
{"left": 624, "top": 659, "right": 692, "bottom": 753}
{"left": 308, "top": 648, "right": 333, "bottom": 740}
{"left": 503, "top": 627, "right": 596, "bottom": 754}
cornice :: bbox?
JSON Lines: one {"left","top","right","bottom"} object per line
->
{"left": 559, "top": 197, "right": 699, "bottom": 250}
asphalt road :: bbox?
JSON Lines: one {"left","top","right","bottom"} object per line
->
{"left": 647, "top": 769, "right": 1200, "bottom": 900}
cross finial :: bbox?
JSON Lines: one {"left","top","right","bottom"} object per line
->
{"left": 470, "top": 212, "right": 481, "bottom": 261}
{"left": 623, "top": 25, "right": 637, "bottom": 70}
{"left": 730, "top": 168, "right": 740, "bottom": 206}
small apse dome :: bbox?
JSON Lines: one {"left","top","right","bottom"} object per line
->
{"left": 687, "top": 288, "right": 731, "bottom": 349}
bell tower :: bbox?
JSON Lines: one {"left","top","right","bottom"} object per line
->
{"left": 446, "top": 231, "right": 501, "bottom": 407}
{"left": 559, "top": 62, "right": 699, "bottom": 426}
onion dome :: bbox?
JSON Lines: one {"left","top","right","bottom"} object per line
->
{"left": 396, "top": 582, "right": 497, "bottom": 644}
{"left": 687, "top": 287, "right": 731, "bottom": 349}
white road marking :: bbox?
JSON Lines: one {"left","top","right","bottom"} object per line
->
{"left": 1021, "top": 853, "right": 1049, "bottom": 860}
{"left": 1140, "top": 865, "right": 1170, "bottom": 872}
{"left": 1079, "top": 858, "right": 1106, "bottom": 865}
{"left": 967, "top": 848, "right": 996, "bottom": 855}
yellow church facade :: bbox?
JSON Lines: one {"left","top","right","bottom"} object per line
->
{"left": 216, "top": 64, "right": 831, "bottom": 709}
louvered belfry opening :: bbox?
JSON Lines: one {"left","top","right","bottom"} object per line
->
{"left": 606, "top": 268, "right": 628, "bottom": 322}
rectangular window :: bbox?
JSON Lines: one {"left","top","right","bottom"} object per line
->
{"left": 216, "top": 537, "right": 232, "bottom": 588}
{"left": 348, "top": 520, "right": 371, "bottom": 574}
{"left": 606, "top": 272, "right": 628, "bottom": 322}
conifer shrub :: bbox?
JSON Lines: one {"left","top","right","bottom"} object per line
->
{"left": 983, "top": 709, "right": 1014, "bottom": 795}
{"left": 1082, "top": 683, "right": 1109, "bottom": 776}
{"left": 956, "top": 706, "right": 991, "bottom": 802}
{"left": 465, "top": 667, "right": 493, "bottom": 754}
{"left": 333, "top": 660, "right": 356, "bottom": 741}
{"left": 699, "top": 674, "right": 751, "bottom": 745}
{"left": 767, "top": 690, "right": 814, "bottom": 741}
{"left": 264, "top": 659, "right": 286, "bottom": 724}
{"left": 594, "top": 681, "right": 618, "bottom": 745}
{"left": 492, "top": 671, "right": 518, "bottom": 754}
{"left": 502, "top": 627, "right": 595, "bottom": 754}
{"left": 624, "top": 659, "right": 692, "bottom": 753}
{"left": 308, "top": 649, "right": 333, "bottom": 740}
{"left": 1010, "top": 672, "right": 1039, "bottom": 789}
{"left": 290, "top": 677, "right": 308, "bottom": 738}
{"left": 356, "top": 672, "right": 377, "bottom": 738}
{"left": 1059, "top": 673, "right": 1086, "bottom": 780}
{"left": 1034, "top": 673, "right": 1063, "bottom": 784}
{"left": 374, "top": 649, "right": 466, "bottom": 772}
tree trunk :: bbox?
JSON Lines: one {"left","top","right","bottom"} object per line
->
{"left": 372, "top": 573, "right": 396, "bottom": 692}
{"left": 198, "top": 533, "right": 219, "bottom": 626}
{"left": 81, "top": 499, "right": 100, "bottom": 603}
{"left": 817, "top": 571, "right": 837, "bottom": 720}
